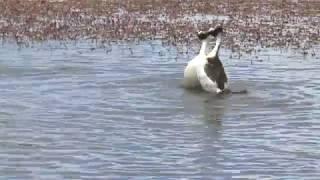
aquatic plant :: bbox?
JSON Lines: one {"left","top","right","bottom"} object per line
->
{"left": 0, "top": 0, "right": 319, "bottom": 55}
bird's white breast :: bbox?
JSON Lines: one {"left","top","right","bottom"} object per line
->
{"left": 183, "top": 55, "right": 205, "bottom": 88}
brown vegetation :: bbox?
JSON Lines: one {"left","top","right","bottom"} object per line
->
{"left": 0, "top": 0, "right": 319, "bottom": 54}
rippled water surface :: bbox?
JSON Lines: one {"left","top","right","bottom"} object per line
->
{"left": 0, "top": 42, "right": 320, "bottom": 179}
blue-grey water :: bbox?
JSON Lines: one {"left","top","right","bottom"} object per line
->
{"left": 0, "top": 41, "right": 320, "bottom": 179}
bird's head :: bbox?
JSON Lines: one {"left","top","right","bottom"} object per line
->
{"left": 197, "top": 30, "right": 210, "bottom": 40}
{"left": 208, "top": 26, "right": 223, "bottom": 37}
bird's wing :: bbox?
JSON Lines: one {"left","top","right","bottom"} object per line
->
{"left": 205, "top": 56, "right": 228, "bottom": 90}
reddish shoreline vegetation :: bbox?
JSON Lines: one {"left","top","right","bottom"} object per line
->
{"left": 0, "top": 0, "right": 319, "bottom": 55}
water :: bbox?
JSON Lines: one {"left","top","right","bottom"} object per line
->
{"left": 0, "top": 41, "right": 320, "bottom": 179}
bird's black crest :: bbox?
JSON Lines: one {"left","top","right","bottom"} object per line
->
{"left": 208, "top": 26, "right": 223, "bottom": 37}
{"left": 197, "top": 31, "right": 210, "bottom": 40}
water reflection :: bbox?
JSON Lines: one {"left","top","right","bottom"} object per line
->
{"left": 202, "top": 97, "right": 225, "bottom": 128}
{"left": 182, "top": 89, "right": 226, "bottom": 128}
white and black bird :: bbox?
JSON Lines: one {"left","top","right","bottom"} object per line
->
{"left": 196, "top": 26, "right": 229, "bottom": 94}
{"left": 183, "top": 28, "right": 216, "bottom": 88}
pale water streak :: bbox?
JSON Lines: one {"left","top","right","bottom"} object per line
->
{"left": 0, "top": 42, "right": 320, "bottom": 179}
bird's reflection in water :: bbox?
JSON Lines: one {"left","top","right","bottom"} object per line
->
{"left": 182, "top": 89, "right": 230, "bottom": 130}
{"left": 182, "top": 79, "right": 249, "bottom": 131}
{"left": 202, "top": 95, "right": 228, "bottom": 128}
{"left": 182, "top": 89, "right": 229, "bottom": 171}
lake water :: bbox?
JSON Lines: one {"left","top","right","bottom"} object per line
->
{"left": 0, "top": 41, "right": 320, "bottom": 179}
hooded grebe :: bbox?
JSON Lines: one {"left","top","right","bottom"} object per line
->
{"left": 183, "top": 29, "right": 215, "bottom": 88}
{"left": 196, "top": 26, "right": 229, "bottom": 94}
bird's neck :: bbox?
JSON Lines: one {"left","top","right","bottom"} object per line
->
{"left": 199, "top": 39, "right": 209, "bottom": 55}
{"left": 208, "top": 33, "right": 222, "bottom": 58}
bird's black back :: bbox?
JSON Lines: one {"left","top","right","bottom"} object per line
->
{"left": 204, "top": 56, "right": 228, "bottom": 90}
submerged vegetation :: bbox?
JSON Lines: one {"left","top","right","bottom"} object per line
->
{"left": 0, "top": 0, "right": 319, "bottom": 54}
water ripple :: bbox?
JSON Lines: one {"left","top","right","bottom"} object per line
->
{"left": 0, "top": 43, "right": 320, "bottom": 179}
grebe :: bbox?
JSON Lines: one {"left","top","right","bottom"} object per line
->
{"left": 196, "top": 26, "right": 229, "bottom": 94}
{"left": 183, "top": 29, "right": 214, "bottom": 88}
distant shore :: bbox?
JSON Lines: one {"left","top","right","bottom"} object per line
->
{"left": 0, "top": 0, "right": 319, "bottom": 54}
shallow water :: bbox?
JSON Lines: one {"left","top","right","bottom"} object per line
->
{"left": 0, "top": 41, "right": 320, "bottom": 179}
